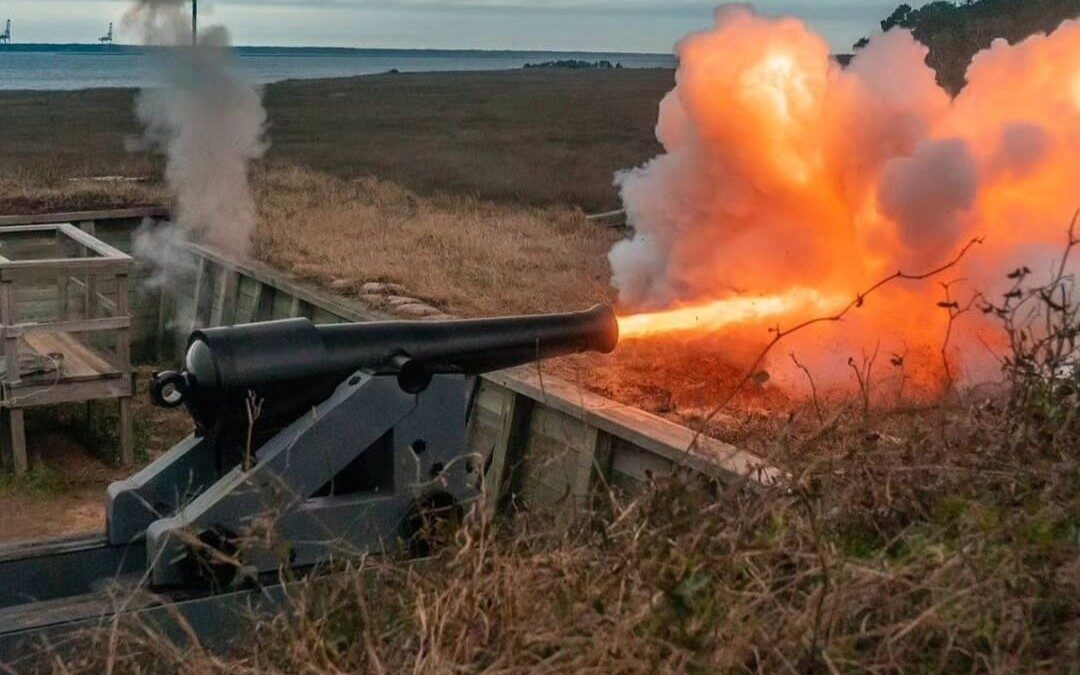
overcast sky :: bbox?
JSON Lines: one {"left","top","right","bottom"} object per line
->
{"left": 3, "top": 1, "right": 897, "bottom": 52}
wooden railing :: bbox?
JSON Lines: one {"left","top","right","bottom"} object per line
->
{"left": 0, "top": 221, "right": 137, "bottom": 473}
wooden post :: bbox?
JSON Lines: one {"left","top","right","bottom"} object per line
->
{"left": 79, "top": 221, "right": 100, "bottom": 321}
{"left": 245, "top": 283, "right": 266, "bottom": 323}
{"left": 0, "top": 281, "right": 20, "bottom": 387}
{"left": 8, "top": 409, "right": 26, "bottom": 476}
{"left": 115, "top": 272, "right": 134, "bottom": 466}
{"left": 85, "top": 274, "right": 99, "bottom": 319}
{"left": 0, "top": 409, "right": 10, "bottom": 472}
{"left": 485, "top": 391, "right": 534, "bottom": 517}
{"left": 570, "top": 427, "right": 614, "bottom": 504}
{"left": 210, "top": 269, "right": 239, "bottom": 327}
{"left": 255, "top": 284, "right": 275, "bottom": 322}
{"left": 115, "top": 274, "right": 132, "bottom": 376}
{"left": 0, "top": 275, "right": 23, "bottom": 478}
{"left": 56, "top": 229, "right": 70, "bottom": 321}
{"left": 191, "top": 257, "right": 214, "bottom": 332}
{"left": 156, "top": 289, "right": 174, "bottom": 362}
{"left": 118, "top": 397, "right": 133, "bottom": 467}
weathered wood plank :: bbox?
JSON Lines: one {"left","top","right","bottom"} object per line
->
{"left": 22, "top": 332, "right": 117, "bottom": 380}
{"left": 0, "top": 257, "right": 133, "bottom": 282}
{"left": 0, "top": 282, "right": 20, "bottom": 387}
{"left": 2, "top": 377, "right": 131, "bottom": 409}
{"left": 119, "top": 396, "right": 133, "bottom": 467}
{"left": 115, "top": 274, "right": 132, "bottom": 378}
{"left": 490, "top": 391, "right": 535, "bottom": 514}
{"left": 210, "top": 269, "right": 240, "bottom": 327}
{"left": 184, "top": 243, "right": 381, "bottom": 323}
{"left": 486, "top": 366, "right": 780, "bottom": 486}
{"left": 7, "top": 409, "right": 26, "bottom": 476}
{"left": 191, "top": 257, "right": 214, "bottom": 332}
{"left": 245, "top": 283, "right": 267, "bottom": 323}
{"left": 0, "top": 207, "right": 169, "bottom": 228}
{"left": 2, "top": 316, "right": 130, "bottom": 338}
{"left": 58, "top": 223, "right": 131, "bottom": 261}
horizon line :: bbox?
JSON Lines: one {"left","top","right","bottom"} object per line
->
{"left": 0, "top": 42, "right": 675, "bottom": 56}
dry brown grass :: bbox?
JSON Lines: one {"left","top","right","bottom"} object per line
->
{"left": 252, "top": 166, "right": 619, "bottom": 317}
{"left": 0, "top": 172, "right": 162, "bottom": 216}
{"left": 0, "top": 164, "right": 619, "bottom": 319}
{"left": 50, "top": 394, "right": 1079, "bottom": 674}
{"left": 0, "top": 69, "right": 671, "bottom": 211}
{"left": 42, "top": 224, "right": 1079, "bottom": 673}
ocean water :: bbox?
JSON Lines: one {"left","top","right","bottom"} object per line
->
{"left": 0, "top": 45, "right": 676, "bottom": 91}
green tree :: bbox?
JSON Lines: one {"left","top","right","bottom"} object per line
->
{"left": 852, "top": 0, "right": 1080, "bottom": 93}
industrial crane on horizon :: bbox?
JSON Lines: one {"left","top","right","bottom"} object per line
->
{"left": 0, "top": 20, "right": 11, "bottom": 45}
{"left": 99, "top": 22, "right": 114, "bottom": 45}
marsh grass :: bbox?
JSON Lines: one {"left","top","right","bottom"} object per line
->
{"left": 0, "top": 69, "right": 671, "bottom": 212}
{"left": 46, "top": 394, "right": 1078, "bottom": 674}
{"left": 253, "top": 166, "right": 619, "bottom": 317}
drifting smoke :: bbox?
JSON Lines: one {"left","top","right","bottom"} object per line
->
{"left": 612, "top": 5, "right": 1079, "bottom": 395}
{"left": 127, "top": 0, "right": 267, "bottom": 255}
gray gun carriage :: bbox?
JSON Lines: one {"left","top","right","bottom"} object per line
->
{"left": 0, "top": 305, "right": 619, "bottom": 659}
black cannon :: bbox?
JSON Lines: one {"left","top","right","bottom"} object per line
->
{"left": 151, "top": 305, "right": 618, "bottom": 470}
{"left": 108, "top": 305, "right": 619, "bottom": 588}
{"left": 0, "top": 306, "right": 621, "bottom": 662}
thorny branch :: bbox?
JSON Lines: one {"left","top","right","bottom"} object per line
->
{"left": 789, "top": 353, "right": 822, "bottom": 422}
{"left": 936, "top": 279, "right": 984, "bottom": 395}
{"left": 688, "top": 237, "right": 985, "bottom": 448}
{"left": 982, "top": 210, "right": 1078, "bottom": 432}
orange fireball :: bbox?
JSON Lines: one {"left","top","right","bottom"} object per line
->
{"left": 611, "top": 7, "right": 1079, "bottom": 397}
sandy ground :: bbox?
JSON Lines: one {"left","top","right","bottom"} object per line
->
{"left": 0, "top": 434, "right": 123, "bottom": 541}
{"left": 0, "top": 368, "right": 192, "bottom": 543}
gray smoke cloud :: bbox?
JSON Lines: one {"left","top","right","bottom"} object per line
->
{"left": 127, "top": 0, "right": 268, "bottom": 255}
{"left": 877, "top": 138, "right": 979, "bottom": 261}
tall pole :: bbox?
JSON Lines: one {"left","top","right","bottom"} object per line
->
{"left": 192, "top": 0, "right": 198, "bottom": 46}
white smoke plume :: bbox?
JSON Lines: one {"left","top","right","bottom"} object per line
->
{"left": 127, "top": 0, "right": 267, "bottom": 255}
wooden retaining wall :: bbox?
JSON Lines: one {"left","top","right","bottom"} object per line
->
{"left": 1, "top": 209, "right": 776, "bottom": 503}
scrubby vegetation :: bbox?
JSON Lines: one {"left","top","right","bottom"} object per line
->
{"left": 43, "top": 222, "right": 1080, "bottom": 673}
{"left": 52, "top": 393, "right": 1080, "bottom": 673}
{"left": 855, "top": 0, "right": 1079, "bottom": 92}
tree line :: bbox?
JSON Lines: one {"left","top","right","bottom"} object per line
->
{"left": 854, "top": 0, "right": 1079, "bottom": 93}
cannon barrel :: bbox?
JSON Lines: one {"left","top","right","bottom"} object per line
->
{"left": 151, "top": 305, "right": 617, "bottom": 473}
{"left": 161, "top": 304, "right": 618, "bottom": 407}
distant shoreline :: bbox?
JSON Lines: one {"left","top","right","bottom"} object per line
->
{"left": 0, "top": 43, "right": 673, "bottom": 59}
{"left": 0, "top": 46, "right": 677, "bottom": 92}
